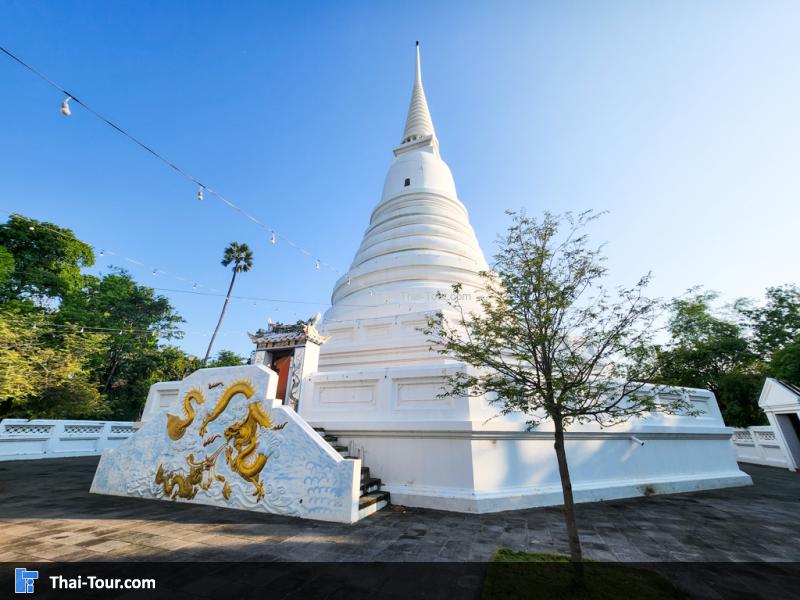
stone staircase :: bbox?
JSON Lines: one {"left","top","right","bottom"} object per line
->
{"left": 314, "top": 427, "right": 390, "bottom": 519}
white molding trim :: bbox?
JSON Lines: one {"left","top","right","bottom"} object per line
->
{"left": 326, "top": 429, "right": 734, "bottom": 441}
{"left": 384, "top": 471, "right": 753, "bottom": 513}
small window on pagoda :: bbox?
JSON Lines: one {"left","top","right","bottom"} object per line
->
{"left": 404, "top": 178, "right": 411, "bottom": 187}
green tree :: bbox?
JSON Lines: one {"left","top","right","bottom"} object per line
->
{"left": 0, "top": 214, "right": 94, "bottom": 304}
{"left": 208, "top": 349, "right": 247, "bottom": 367}
{"left": 738, "top": 285, "right": 800, "bottom": 359}
{"left": 204, "top": 242, "right": 253, "bottom": 363}
{"left": 58, "top": 268, "right": 184, "bottom": 420}
{"left": 424, "top": 211, "right": 692, "bottom": 583}
{"left": 657, "top": 291, "right": 762, "bottom": 426}
{"left": 715, "top": 372, "right": 767, "bottom": 426}
{"left": 0, "top": 309, "right": 109, "bottom": 418}
{"left": 772, "top": 339, "right": 800, "bottom": 386}
{"left": 0, "top": 214, "right": 190, "bottom": 421}
{"left": 0, "top": 246, "right": 14, "bottom": 288}
{"left": 151, "top": 345, "right": 200, "bottom": 383}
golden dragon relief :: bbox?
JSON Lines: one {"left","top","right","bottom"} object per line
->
{"left": 156, "top": 379, "right": 285, "bottom": 502}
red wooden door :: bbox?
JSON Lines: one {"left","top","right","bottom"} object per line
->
{"left": 272, "top": 356, "right": 291, "bottom": 402}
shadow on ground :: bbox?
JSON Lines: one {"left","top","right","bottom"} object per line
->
{"left": 0, "top": 457, "right": 797, "bottom": 565}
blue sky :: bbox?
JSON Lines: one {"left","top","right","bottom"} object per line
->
{"left": 2, "top": 1, "right": 798, "bottom": 357}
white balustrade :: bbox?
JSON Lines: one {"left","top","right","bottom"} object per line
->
{"left": 732, "top": 426, "right": 790, "bottom": 468}
{"left": 0, "top": 419, "right": 137, "bottom": 461}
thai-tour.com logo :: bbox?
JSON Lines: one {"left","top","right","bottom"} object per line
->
{"left": 14, "top": 568, "right": 38, "bottom": 594}
{"left": 14, "top": 567, "right": 156, "bottom": 594}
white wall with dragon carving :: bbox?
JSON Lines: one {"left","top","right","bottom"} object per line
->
{"left": 91, "top": 365, "right": 361, "bottom": 523}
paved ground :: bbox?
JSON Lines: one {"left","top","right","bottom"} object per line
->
{"left": 0, "top": 457, "right": 798, "bottom": 563}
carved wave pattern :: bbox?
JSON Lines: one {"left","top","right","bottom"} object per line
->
{"left": 92, "top": 366, "right": 353, "bottom": 521}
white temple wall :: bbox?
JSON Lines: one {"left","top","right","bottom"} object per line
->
{"left": 330, "top": 431, "right": 747, "bottom": 513}
{"left": 92, "top": 365, "right": 362, "bottom": 524}
{"left": 732, "top": 426, "right": 792, "bottom": 469}
{"left": 301, "top": 364, "right": 752, "bottom": 512}
{"left": 0, "top": 419, "right": 136, "bottom": 461}
{"left": 140, "top": 380, "right": 181, "bottom": 423}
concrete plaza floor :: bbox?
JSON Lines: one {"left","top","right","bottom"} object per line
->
{"left": 0, "top": 457, "right": 797, "bottom": 563}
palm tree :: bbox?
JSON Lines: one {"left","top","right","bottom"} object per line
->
{"left": 204, "top": 241, "right": 253, "bottom": 363}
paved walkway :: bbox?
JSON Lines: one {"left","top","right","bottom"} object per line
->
{"left": 0, "top": 457, "right": 797, "bottom": 563}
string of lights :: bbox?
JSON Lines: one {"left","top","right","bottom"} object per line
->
{"left": 0, "top": 44, "right": 344, "bottom": 276}
{"left": 0, "top": 209, "right": 222, "bottom": 294}
{"left": 1, "top": 314, "right": 248, "bottom": 338}
{"left": 1, "top": 211, "right": 403, "bottom": 314}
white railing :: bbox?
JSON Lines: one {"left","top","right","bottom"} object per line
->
{"left": 0, "top": 419, "right": 137, "bottom": 461}
{"left": 732, "top": 426, "right": 790, "bottom": 468}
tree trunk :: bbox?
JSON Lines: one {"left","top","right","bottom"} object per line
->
{"left": 553, "top": 414, "right": 584, "bottom": 585}
{"left": 204, "top": 269, "right": 237, "bottom": 363}
{"left": 102, "top": 351, "right": 118, "bottom": 394}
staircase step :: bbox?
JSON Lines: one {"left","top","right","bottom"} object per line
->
{"left": 360, "top": 477, "right": 381, "bottom": 494}
{"left": 312, "top": 430, "right": 388, "bottom": 519}
{"left": 358, "top": 490, "right": 390, "bottom": 511}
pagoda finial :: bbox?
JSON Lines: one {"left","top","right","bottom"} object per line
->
{"left": 400, "top": 42, "right": 436, "bottom": 145}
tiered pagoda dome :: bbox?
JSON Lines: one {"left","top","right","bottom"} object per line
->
{"left": 322, "top": 43, "right": 489, "bottom": 331}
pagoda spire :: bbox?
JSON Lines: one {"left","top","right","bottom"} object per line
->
{"left": 400, "top": 42, "right": 436, "bottom": 145}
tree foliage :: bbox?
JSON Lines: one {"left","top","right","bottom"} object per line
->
{"left": 0, "top": 216, "right": 262, "bottom": 421}
{"left": 204, "top": 241, "right": 254, "bottom": 362}
{"left": 57, "top": 268, "right": 185, "bottom": 420}
{"left": 208, "top": 349, "right": 247, "bottom": 367}
{"left": 0, "top": 309, "right": 108, "bottom": 418}
{"left": 657, "top": 286, "right": 800, "bottom": 427}
{"left": 425, "top": 211, "right": 691, "bottom": 428}
{"left": 739, "top": 285, "right": 800, "bottom": 358}
{"left": 771, "top": 339, "right": 800, "bottom": 386}
{"left": 425, "top": 211, "right": 693, "bottom": 579}
{"left": 0, "top": 246, "right": 14, "bottom": 288}
{"left": 0, "top": 214, "right": 94, "bottom": 304}
{"left": 658, "top": 292, "right": 755, "bottom": 393}
{"left": 221, "top": 242, "right": 254, "bottom": 273}
{"left": 0, "top": 214, "right": 195, "bottom": 421}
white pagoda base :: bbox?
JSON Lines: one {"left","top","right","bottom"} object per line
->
{"left": 299, "top": 362, "right": 751, "bottom": 513}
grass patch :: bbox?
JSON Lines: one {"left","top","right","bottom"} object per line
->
{"left": 483, "top": 548, "right": 688, "bottom": 599}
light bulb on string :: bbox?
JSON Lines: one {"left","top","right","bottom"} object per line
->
{"left": 61, "top": 96, "right": 72, "bottom": 116}
{"left": 315, "top": 259, "right": 320, "bottom": 271}
{"left": 197, "top": 188, "right": 204, "bottom": 202}
{"left": 346, "top": 276, "right": 351, "bottom": 286}
{"left": 152, "top": 269, "right": 157, "bottom": 276}
{"left": 99, "top": 249, "right": 104, "bottom": 257}
{"left": 270, "top": 232, "right": 276, "bottom": 245}
{"left": 192, "top": 282, "right": 197, "bottom": 289}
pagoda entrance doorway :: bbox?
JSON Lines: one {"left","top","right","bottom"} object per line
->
{"left": 271, "top": 353, "right": 292, "bottom": 403}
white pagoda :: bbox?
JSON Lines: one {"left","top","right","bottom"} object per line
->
{"left": 298, "top": 43, "right": 751, "bottom": 512}
{"left": 109, "top": 44, "right": 751, "bottom": 522}
{"left": 320, "top": 43, "right": 488, "bottom": 371}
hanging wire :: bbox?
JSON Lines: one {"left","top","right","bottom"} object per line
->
{"left": 0, "top": 45, "right": 341, "bottom": 275}
{"left": 0, "top": 209, "right": 221, "bottom": 293}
